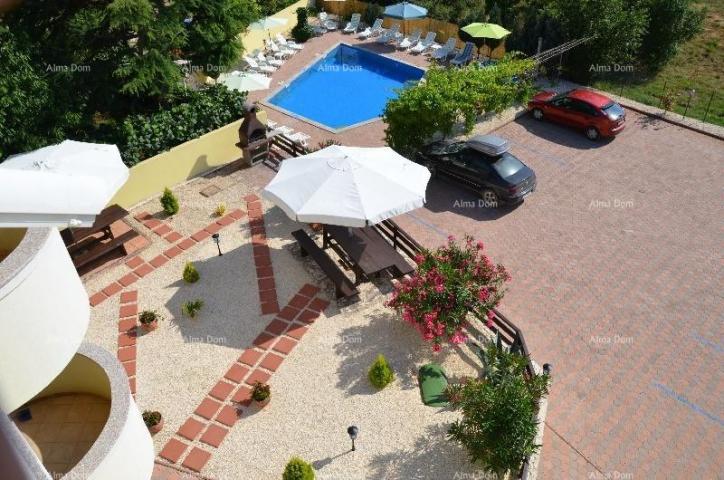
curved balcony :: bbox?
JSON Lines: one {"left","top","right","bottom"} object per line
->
{"left": 0, "top": 227, "right": 90, "bottom": 413}
{"left": 9, "top": 343, "right": 154, "bottom": 479}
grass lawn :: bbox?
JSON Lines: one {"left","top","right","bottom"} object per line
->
{"left": 593, "top": 0, "right": 723, "bottom": 127}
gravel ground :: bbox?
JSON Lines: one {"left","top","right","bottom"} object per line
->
{"left": 83, "top": 166, "right": 508, "bottom": 480}
{"left": 206, "top": 287, "right": 485, "bottom": 480}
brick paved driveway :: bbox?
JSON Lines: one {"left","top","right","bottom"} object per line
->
{"left": 393, "top": 114, "right": 723, "bottom": 479}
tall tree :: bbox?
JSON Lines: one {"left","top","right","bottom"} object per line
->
{"left": 638, "top": 0, "right": 705, "bottom": 71}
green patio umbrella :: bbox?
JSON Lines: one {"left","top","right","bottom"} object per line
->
{"left": 461, "top": 22, "right": 511, "bottom": 40}
{"left": 461, "top": 22, "right": 511, "bottom": 58}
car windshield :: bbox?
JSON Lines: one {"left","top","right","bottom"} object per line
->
{"left": 491, "top": 153, "right": 525, "bottom": 178}
{"left": 444, "top": 142, "right": 467, "bottom": 154}
{"left": 602, "top": 102, "right": 625, "bottom": 118}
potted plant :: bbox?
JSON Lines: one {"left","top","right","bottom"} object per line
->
{"left": 251, "top": 381, "right": 271, "bottom": 407}
{"left": 142, "top": 410, "right": 163, "bottom": 434}
{"left": 138, "top": 310, "right": 162, "bottom": 332}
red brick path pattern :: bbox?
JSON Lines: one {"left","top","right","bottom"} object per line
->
{"left": 245, "top": 194, "right": 280, "bottom": 315}
{"left": 118, "top": 291, "right": 139, "bottom": 396}
{"left": 134, "top": 211, "right": 185, "bottom": 244}
{"left": 158, "top": 284, "right": 327, "bottom": 473}
{"left": 88, "top": 208, "right": 246, "bottom": 307}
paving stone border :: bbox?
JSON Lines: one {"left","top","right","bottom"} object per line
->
{"left": 88, "top": 208, "right": 246, "bottom": 307}
{"left": 158, "top": 284, "right": 329, "bottom": 472}
{"left": 118, "top": 290, "right": 139, "bottom": 397}
{"left": 244, "top": 194, "right": 280, "bottom": 315}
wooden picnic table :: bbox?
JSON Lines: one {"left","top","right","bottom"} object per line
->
{"left": 322, "top": 224, "right": 413, "bottom": 285}
{"left": 61, "top": 204, "right": 139, "bottom": 269}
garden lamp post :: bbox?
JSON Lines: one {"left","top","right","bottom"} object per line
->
{"left": 347, "top": 425, "right": 358, "bottom": 451}
{"left": 212, "top": 233, "right": 222, "bottom": 256}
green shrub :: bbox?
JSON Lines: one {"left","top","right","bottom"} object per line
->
{"left": 368, "top": 354, "right": 394, "bottom": 390}
{"left": 160, "top": 188, "right": 179, "bottom": 216}
{"left": 383, "top": 59, "right": 535, "bottom": 156}
{"left": 213, "top": 203, "right": 226, "bottom": 217}
{"left": 117, "top": 85, "right": 247, "bottom": 165}
{"left": 447, "top": 342, "right": 550, "bottom": 478}
{"left": 182, "top": 262, "right": 200, "bottom": 283}
{"left": 282, "top": 456, "right": 315, "bottom": 480}
{"left": 291, "top": 7, "right": 314, "bottom": 43}
{"left": 181, "top": 299, "right": 204, "bottom": 318}
{"left": 362, "top": 4, "right": 384, "bottom": 27}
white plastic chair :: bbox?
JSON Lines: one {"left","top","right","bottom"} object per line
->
{"left": 376, "top": 23, "right": 400, "bottom": 44}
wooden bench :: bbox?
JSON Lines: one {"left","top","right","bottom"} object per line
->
{"left": 70, "top": 229, "right": 138, "bottom": 269}
{"left": 291, "top": 229, "right": 358, "bottom": 300}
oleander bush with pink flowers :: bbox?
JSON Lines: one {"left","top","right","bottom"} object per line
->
{"left": 386, "top": 235, "right": 511, "bottom": 351}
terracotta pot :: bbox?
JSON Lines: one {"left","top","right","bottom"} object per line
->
{"left": 309, "top": 223, "right": 323, "bottom": 232}
{"left": 148, "top": 417, "right": 164, "bottom": 434}
{"left": 140, "top": 320, "right": 158, "bottom": 332}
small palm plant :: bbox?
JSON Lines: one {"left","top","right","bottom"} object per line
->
{"left": 181, "top": 299, "right": 204, "bottom": 319}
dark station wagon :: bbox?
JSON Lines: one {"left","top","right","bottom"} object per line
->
{"left": 416, "top": 135, "right": 537, "bottom": 207}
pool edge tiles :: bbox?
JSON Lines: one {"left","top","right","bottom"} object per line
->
{"left": 263, "top": 43, "right": 426, "bottom": 134}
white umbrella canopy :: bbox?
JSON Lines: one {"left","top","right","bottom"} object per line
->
{"left": 0, "top": 140, "right": 129, "bottom": 228}
{"left": 219, "top": 71, "right": 271, "bottom": 92}
{"left": 249, "top": 16, "right": 288, "bottom": 30}
{"left": 262, "top": 145, "right": 431, "bottom": 227}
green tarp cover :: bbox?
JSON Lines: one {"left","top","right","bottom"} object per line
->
{"left": 419, "top": 363, "right": 449, "bottom": 407}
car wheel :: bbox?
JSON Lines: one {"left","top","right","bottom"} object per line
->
{"left": 425, "top": 162, "right": 436, "bottom": 178}
{"left": 585, "top": 126, "right": 600, "bottom": 141}
{"left": 480, "top": 189, "right": 499, "bottom": 208}
{"left": 532, "top": 108, "right": 544, "bottom": 120}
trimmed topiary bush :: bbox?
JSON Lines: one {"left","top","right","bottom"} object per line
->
{"left": 183, "top": 262, "right": 200, "bottom": 283}
{"left": 291, "top": 8, "right": 314, "bottom": 43}
{"left": 368, "top": 354, "right": 394, "bottom": 390}
{"left": 282, "top": 456, "right": 315, "bottom": 480}
{"left": 160, "top": 187, "right": 179, "bottom": 215}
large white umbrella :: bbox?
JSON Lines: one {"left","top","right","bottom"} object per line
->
{"left": 249, "top": 16, "right": 288, "bottom": 40}
{"left": 219, "top": 71, "right": 271, "bottom": 92}
{"left": 262, "top": 145, "right": 430, "bottom": 227}
{"left": 0, "top": 140, "right": 129, "bottom": 228}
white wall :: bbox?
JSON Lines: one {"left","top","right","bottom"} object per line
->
{"left": 87, "top": 395, "right": 155, "bottom": 480}
{"left": 0, "top": 229, "right": 90, "bottom": 412}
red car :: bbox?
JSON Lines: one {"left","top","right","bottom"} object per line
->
{"left": 528, "top": 88, "right": 626, "bottom": 140}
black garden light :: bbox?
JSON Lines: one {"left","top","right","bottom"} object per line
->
{"left": 212, "top": 233, "right": 222, "bottom": 256}
{"left": 347, "top": 425, "right": 359, "bottom": 451}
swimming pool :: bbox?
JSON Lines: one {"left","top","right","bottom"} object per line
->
{"left": 267, "top": 44, "right": 425, "bottom": 132}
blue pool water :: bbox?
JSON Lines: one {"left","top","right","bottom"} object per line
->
{"left": 268, "top": 44, "right": 425, "bottom": 130}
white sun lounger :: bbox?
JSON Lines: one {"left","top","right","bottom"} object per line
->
{"left": 410, "top": 32, "right": 436, "bottom": 54}
{"left": 254, "top": 50, "right": 283, "bottom": 67}
{"left": 376, "top": 23, "right": 400, "bottom": 44}
{"left": 243, "top": 56, "right": 276, "bottom": 74}
{"left": 431, "top": 38, "right": 458, "bottom": 60}
{"left": 319, "top": 12, "right": 338, "bottom": 31}
{"left": 398, "top": 29, "right": 422, "bottom": 50}
{"left": 266, "top": 39, "right": 294, "bottom": 59}
{"left": 359, "top": 19, "right": 383, "bottom": 39}
{"left": 344, "top": 13, "right": 361, "bottom": 33}
{"left": 450, "top": 42, "right": 475, "bottom": 66}
{"left": 275, "top": 34, "right": 303, "bottom": 51}
{"left": 287, "top": 131, "right": 311, "bottom": 147}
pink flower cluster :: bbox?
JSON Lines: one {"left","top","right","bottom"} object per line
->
{"left": 386, "top": 235, "right": 510, "bottom": 352}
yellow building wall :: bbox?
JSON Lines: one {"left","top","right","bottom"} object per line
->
{"left": 241, "top": 0, "right": 311, "bottom": 55}
{"left": 108, "top": 109, "right": 267, "bottom": 209}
